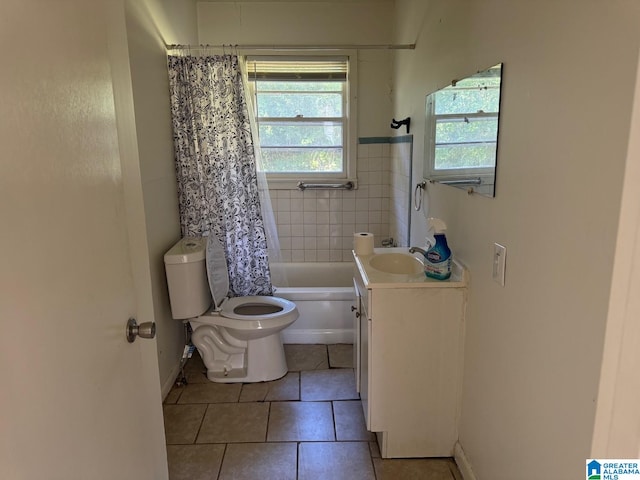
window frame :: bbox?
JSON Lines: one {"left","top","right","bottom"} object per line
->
{"left": 245, "top": 52, "right": 358, "bottom": 190}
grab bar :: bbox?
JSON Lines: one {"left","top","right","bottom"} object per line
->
{"left": 432, "top": 178, "right": 482, "bottom": 186}
{"left": 297, "top": 181, "right": 354, "bottom": 191}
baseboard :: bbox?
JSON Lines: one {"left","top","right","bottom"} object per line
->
{"left": 454, "top": 442, "right": 478, "bottom": 480}
{"left": 161, "top": 360, "right": 183, "bottom": 401}
{"left": 281, "top": 328, "right": 354, "bottom": 344}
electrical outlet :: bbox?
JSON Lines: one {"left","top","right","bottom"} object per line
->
{"left": 493, "top": 243, "right": 507, "bottom": 286}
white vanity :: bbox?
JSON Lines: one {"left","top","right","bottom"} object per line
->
{"left": 352, "top": 247, "right": 468, "bottom": 458}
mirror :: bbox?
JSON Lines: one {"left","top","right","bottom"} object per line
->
{"left": 424, "top": 63, "right": 503, "bottom": 197}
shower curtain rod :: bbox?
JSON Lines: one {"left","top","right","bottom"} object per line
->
{"left": 166, "top": 43, "right": 415, "bottom": 51}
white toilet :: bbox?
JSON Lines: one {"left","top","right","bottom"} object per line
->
{"left": 164, "top": 236, "right": 298, "bottom": 383}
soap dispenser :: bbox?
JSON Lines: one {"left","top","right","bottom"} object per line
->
{"left": 424, "top": 218, "right": 452, "bottom": 280}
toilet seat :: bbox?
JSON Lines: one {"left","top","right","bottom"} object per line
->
{"left": 220, "top": 296, "right": 297, "bottom": 321}
{"left": 194, "top": 295, "right": 297, "bottom": 334}
{"left": 199, "top": 235, "right": 298, "bottom": 333}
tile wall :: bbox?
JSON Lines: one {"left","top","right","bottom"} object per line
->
{"left": 388, "top": 138, "right": 413, "bottom": 248}
{"left": 270, "top": 137, "right": 412, "bottom": 262}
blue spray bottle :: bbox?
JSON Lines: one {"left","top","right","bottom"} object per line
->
{"left": 424, "top": 218, "right": 452, "bottom": 280}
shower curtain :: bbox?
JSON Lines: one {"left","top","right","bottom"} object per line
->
{"left": 167, "top": 53, "right": 274, "bottom": 296}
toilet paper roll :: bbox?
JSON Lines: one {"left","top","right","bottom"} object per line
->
{"left": 354, "top": 232, "right": 374, "bottom": 255}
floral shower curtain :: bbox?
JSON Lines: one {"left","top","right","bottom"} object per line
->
{"left": 167, "top": 54, "right": 273, "bottom": 296}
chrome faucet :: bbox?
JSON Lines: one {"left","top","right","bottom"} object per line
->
{"left": 381, "top": 237, "right": 396, "bottom": 247}
{"left": 408, "top": 246, "right": 426, "bottom": 256}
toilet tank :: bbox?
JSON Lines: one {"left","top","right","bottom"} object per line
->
{"left": 164, "top": 237, "right": 211, "bottom": 320}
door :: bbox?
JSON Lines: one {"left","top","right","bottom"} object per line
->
{"left": 0, "top": 1, "right": 167, "bottom": 479}
{"left": 353, "top": 278, "right": 361, "bottom": 392}
{"left": 359, "top": 296, "right": 371, "bottom": 429}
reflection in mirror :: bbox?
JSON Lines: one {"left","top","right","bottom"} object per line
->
{"left": 424, "top": 63, "right": 503, "bottom": 197}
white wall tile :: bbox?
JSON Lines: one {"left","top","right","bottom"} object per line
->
{"left": 266, "top": 139, "right": 411, "bottom": 262}
{"left": 316, "top": 211, "right": 330, "bottom": 225}
{"left": 302, "top": 211, "right": 317, "bottom": 224}
{"left": 291, "top": 211, "right": 303, "bottom": 224}
{"left": 317, "top": 198, "right": 330, "bottom": 211}
{"left": 303, "top": 224, "right": 317, "bottom": 237}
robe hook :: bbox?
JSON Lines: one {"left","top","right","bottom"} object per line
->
{"left": 390, "top": 117, "right": 411, "bottom": 134}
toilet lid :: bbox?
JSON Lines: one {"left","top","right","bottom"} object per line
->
{"left": 205, "top": 234, "right": 230, "bottom": 309}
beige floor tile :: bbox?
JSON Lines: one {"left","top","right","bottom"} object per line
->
{"left": 239, "top": 382, "right": 270, "bottom": 402}
{"left": 164, "top": 387, "right": 183, "bottom": 405}
{"left": 219, "top": 443, "right": 297, "bottom": 480}
{"left": 163, "top": 404, "right": 207, "bottom": 445}
{"left": 298, "top": 442, "right": 375, "bottom": 480}
{"left": 182, "top": 351, "right": 209, "bottom": 383}
{"left": 328, "top": 344, "right": 354, "bottom": 368}
{"left": 167, "top": 444, "right": 225, "bottom": 480}
{"left": 284, "top": 344, "right": 328, "bottom": 371}
{"left": 197, "top": 402, "right": 269, "bottom": 443}
{"left": 184, "top": 351, "right": 206, "bottom": 372}
{"left": 178, "top": 382, "right": 241, "bottom": 404}
{"left": 267, "top": 401, "right": 335, "bottom": 442}
{"left": 301, "top": 369, "right": 359, "bottom": 401}
{"left": 369, "top": 440, "right": 381, "bottom": 458}
{"left": 185, "top": 370, "right": 209, "bottom": 384}
{"left": 265, "top": 372, "right": 300, "bottom": 401}
{"left": 239, "top": 372, "right": 300, "bottom": 402}
{"left": 333, "top": 400, "right": 376, "bottom": 441}
{"left": 373, "top": 457, "right": 457, "bottom": 480}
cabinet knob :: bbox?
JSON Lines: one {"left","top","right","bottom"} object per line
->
{"left": 355, "top": 312, "right": 361, "bottom": 318}
{"left": 351, "top": 305, "right": 357, "bottom": 312}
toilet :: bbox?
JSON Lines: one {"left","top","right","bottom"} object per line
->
{"left": 164, "top": 236, "right": 298, "bottom": 383}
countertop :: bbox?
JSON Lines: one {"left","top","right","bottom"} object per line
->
{"left": 353, "top": 247, "right": 468, "bottom": 289}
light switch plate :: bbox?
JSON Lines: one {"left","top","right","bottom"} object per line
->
{"left": 493, "top": 243, "right": 507, "bottom": 286}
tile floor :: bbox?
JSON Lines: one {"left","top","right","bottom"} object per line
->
{"left": 164, "top": 344, "right": 462, "bottom": 480}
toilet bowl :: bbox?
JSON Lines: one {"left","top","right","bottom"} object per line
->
{"left": 164, "top": 236, "right": 298, "bottom": 383}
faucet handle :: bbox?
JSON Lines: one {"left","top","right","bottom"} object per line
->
{"left": 381, "top": 237, "right": 396, "bottom": 247}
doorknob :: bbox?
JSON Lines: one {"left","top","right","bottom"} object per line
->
{"left": 126, "top": 318, "right": 156, "bottom": 343}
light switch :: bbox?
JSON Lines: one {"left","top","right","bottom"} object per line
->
{"left": 493, "top": 243, "right": 507, "bottom": 286}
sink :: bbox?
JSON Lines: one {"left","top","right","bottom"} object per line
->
{"left": 368, "top": 253, "right": 424, "bottom": 275}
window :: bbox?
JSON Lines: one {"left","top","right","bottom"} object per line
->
{"left": 246, "top": 55, "right": 356, "bottom": 186}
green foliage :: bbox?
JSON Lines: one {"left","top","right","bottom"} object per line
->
{"left": 255, "top": 80, "right": 345, "bottom": 173}
{"left": 261, "top": 148, "right": 342, "bottom": 173}
{"left": 429, "top": 75, "right": 501, "bottom": 170}
{"left": 435, "top": 144, "right": 496, "bottom": 169}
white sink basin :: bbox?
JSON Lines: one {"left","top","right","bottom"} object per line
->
{"left": 368, "top": 253, "right": 424, "bottom": 275}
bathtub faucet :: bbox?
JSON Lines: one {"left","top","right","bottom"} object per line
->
{"left": 381, "top": 237, "right": 396, "bottom": 247}
{"left": 408, "top": 246, "right": 426, "bottom": 256}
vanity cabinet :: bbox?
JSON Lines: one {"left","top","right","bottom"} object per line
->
{"left": 352, "top": 250, "right": 467, "bottom": 458}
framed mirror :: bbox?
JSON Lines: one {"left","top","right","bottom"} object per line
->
{"left": 423, "top": 63, "right": 503, "bottom": 197}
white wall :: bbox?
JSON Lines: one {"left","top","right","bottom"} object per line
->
{"left": 393, "top": 1, "right": 640, "bottom": 478}
{"left": 123, "top": 0, "right": 199, "bottom": 394}
{"left": 197, "top": 1, "right": 394, "bottom": 139}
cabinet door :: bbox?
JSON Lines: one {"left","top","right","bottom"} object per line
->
{"left": 360, "top": 303, "right": 371, "bottom": 429}
{"left": 353, "top": 278, "right": 361, "bottom": 393}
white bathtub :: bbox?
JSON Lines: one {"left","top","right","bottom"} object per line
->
{"left": 271, "top": 262, "right": 355, "bottom": 344}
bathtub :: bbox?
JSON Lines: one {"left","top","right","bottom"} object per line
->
{"left": 271, "top": 262, "right": 355, "bottom": 344}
